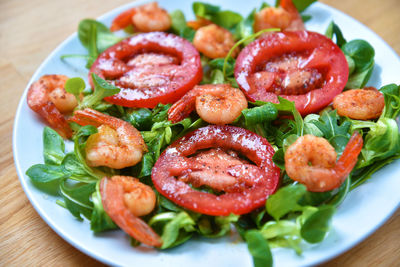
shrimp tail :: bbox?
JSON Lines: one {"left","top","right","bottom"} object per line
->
{"left": 167, "top": 94, "right": 196, "bottom": 123}
{"left": 70, "top": 108, "right": 120, "bottom": 129}
{"left": 110, "top": 7, "right": 136, "bottom": 31}
{"left": 280, "top": 0, "right": 305, "bottom": 31}
{"left": 335, "top": 132, "right": 363, "bottom": 181}
{"left": 280, "top": 0, "right": 298, "bottom": 14}
{"left": 37, "top": 102, "right": 73, "bottom": 139}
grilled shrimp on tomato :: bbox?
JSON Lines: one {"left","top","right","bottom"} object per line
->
{"left": 69, "top": 108, "right": 147, "bottom": 169}
{"left": 168, "top": 84, "right": 248, "bottom": 124}
{"left": 27, "top": 74, "right": 76, "bottom": 139}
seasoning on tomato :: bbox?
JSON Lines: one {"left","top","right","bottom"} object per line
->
{"left": 151, "top": 125, "right": 280, "bottom": 216}
{"left": 89, "top": 32, "right": 203, "bottom": 108}
{"left": 234, "top": 31, "right": 349, "bottom": 115}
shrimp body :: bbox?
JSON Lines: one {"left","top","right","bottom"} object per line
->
{"left": 285, "top": 133, "right": 363, "bottom": 192}
{"left": 111, "top": 176, "right": 156, "bottom": 217}
{"left": 254, "top": 0, "right": 305, "bottom": 32}
{"left": 168, "top": 84, "right": 248, "bottom": 125}
{"left": 27, "top": 74, "right": 75, "bottom": 138}
{"left": 333, "top": 87, "right": 385, "bottom": 120}
{"left": 100, "top": 176, "right": 161, "bottom": 247}
{"left": 69, "top": 108, "right": 147, "bottom": 169}
{"left": 110, "top": 2, "right": 171, "bottom": 32}
{"left": 193, "top": 24, "right": 237, "bottom": 59}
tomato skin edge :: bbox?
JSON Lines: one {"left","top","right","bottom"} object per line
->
{"left": 151, "top": 125, "right": 280, "bottom": 216}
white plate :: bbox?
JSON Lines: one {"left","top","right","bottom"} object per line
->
{"left": 13, "top": 0, "right": 400, "bottom": 266}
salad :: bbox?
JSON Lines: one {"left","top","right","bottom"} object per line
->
{"left": 24, "top": 0, "right": 400, "bottom": 266}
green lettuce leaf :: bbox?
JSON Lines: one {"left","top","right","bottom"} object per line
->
{"left": 170, "top": 10, "right": 196, "bottom": 41}
{"left": 245, "top": 230, "right": 273, "bottom": 267}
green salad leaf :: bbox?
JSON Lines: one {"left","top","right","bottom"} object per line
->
{"left": 245, "top": 230, "right": 273, "bottom": 267}
{"left": 197, "top": 214, "right": 239, "bottom": 238}
{"left": 62, "top": 19, "right": 122, "bottom": 68}
{"left": 266, "top": 184, "right": 307, "bottom": 221}
{"left": 170, "top": 10, "right": 196, "bottom": 41}
{"left": 291, "top": 0, "right": 317, "bottom": 13}
{"left": 59, "top": 180, "right": 96, "bottom": 221}
{"left": 235, "top": 8, "right": 256, "bottom": 43}
{"left": 380, "top": 84, "right": 400, "bottom": 119}
{"left": 26, "top": 164, "right": 67, "bottom": 184}
{"left": 80, "top": 74, "right": 120, "bottom": 110}
{"left": 43, "top": 127, "right": 66, "bottom": 165}
{"left": 300, "top": 205, "right": 335, "bottom": 243}
{"left": 192, "top": 2, "right": 243, "bottom": 31}
{"left": 260, "top": 220, "right": 302, "bottom": 254}
{"left": 325, "top": 21, "right": 375, "bottom": 89}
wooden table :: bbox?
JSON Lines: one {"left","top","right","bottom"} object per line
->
{"left": 1, "top": 0, "right": 399, "bottom": 266}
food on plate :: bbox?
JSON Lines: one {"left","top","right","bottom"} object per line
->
{"left": 333, "top": 87, "right": 385, "bottom": 120}
{"left": 27, "top": 74, "right": 75, "bottom": 138}
{"left": 168, "top": 84, "right": 248, "bottom": 124}
{"left": 254, "top": 0, "right": 305, "bottom": 32}
{"left": 234, "top": 30, "right": 349, "bottom": 115}
{"left": 69, "top": 108, "right": 147, "bottom": 169}
{"left": 285, "top": 132, "right": 363, "bottom": 192}
{"left": 100, "top": 176, "right": 162, "bottom": 247}
{"left": 24, "top": 0, "right": 400, "bottom": 266}
{"left": 110, "top": 2, "right": 171, "bottom": 32}
{"left": 152, "top": 125, "right": 280, "bottom": 216}
{"left": 89, "top": 32, "right": 203, "bottom": 108}
{"left": 193, "top": 24, "right": 238, "bottom": 58}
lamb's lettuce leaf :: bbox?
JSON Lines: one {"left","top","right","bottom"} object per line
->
{"left": 170, "top": 10, "right": 196, "bottom": 41}
{"left": 325, "top": 21, "right": 375, "bottom": 89}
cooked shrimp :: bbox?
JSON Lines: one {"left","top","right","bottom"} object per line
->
{"left": 254, "top": 0, "right": 305, "bottom": 32}
{"left": 193, "top": 24, "right": 237, "bottom": 59}
{"left": 333, "top": 87, "right": 385, "bottom": 120}
{"left": 110, "top": 2, "right": 171, "bottom": 32}
{"left": 27, "top": 74, "right": 75, "bottom": 139}
{"left": 111, "top": 176, "right": 156, "bottom": 217}
{"left": 69, "top": 108, "right": 147, "bottom": 169}
{"left": 168, "top": 84, "right": 248, "bottom": 124}
{"left": 100, "top": 176, "right": 162, "bottom": 247}
{"left": 285, "top": 133, "right": 363, "bottom": 192}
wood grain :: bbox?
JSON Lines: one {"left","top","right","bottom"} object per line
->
{"left": 0, "top": 0, "right": 399, "bottom": 266}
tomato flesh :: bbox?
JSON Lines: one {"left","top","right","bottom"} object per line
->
{"left": 90, "top": 32, "right": 203, "bottom": 108}
{"left": 234, "top": 31, "right": 349, "bottom": 115}
{"left": 151, "top": 125, "right": 280, "bottom": 216}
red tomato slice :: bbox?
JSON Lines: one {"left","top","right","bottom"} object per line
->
{"left": 151, "top": 125, "right": 280, "bottom": 216}
{"left": 100, "top": 177, "right": 162, "bottom": 247}
{"left": 234, "top": 31, "right": 349, "bottom": 115}
{"left": 89, "top": 32, "right": 203, "bottom": 108}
